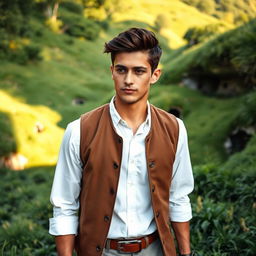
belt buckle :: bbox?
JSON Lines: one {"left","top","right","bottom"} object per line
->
{"left": 117, "top": 239, "right": 142, "bottom": 254}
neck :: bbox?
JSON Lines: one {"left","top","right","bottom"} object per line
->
{"left": 114, "top": 97, "right": 148, "bottom": 134}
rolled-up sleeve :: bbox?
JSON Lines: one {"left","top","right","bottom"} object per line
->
{"left": 49, "top": 119, "right": 82, "bottom": 235}
{"left": 169, "top": 118, "right": 194, "bottom": 222}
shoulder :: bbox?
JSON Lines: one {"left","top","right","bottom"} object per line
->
{"left": 64, "top": 118, "right": 81, "bottom": 147}
{"left": 150, "top": 104, "right": 178, "bottom": 127}
{"left": 81, "top": 104, "right": 109, "bottom": 122}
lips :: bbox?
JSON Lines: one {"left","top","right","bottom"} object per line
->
{"left": 121, "top": 88, "right": 136, "bottom": 94}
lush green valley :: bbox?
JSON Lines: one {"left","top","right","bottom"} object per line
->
{"left": 0, "top": 0, "right": 255, "bottom": 255}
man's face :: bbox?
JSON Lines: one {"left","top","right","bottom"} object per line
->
{"left": 111, "top": 51, "right": 161, "bottom": 105}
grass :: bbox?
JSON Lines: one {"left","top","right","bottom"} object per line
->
{"left": 0, "top": 90, "right": 63, "bottom": 167}
{"left": 0, "top": 166, "right": 56, "bottom": 256}
{"left": 150, "top": 85, "right": 241, "bottom": 165}
{"left": 0, "top": 2, "right": 255, "bottom": 255}
{"left": 161, "top": 19, "right": 256, "bottom": 84}
{"left": 113, "top": 0, "right": 233, "bottom": 48}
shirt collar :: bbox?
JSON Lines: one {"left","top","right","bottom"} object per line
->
{"left": 109, "top": 96, "right": 151, "bottom": 130}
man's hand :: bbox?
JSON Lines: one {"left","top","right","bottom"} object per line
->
{"left": 171, "top": 221, "right": 191, "bottom": 254}
{"left": 55, "top": 234, "right": 75, "bottom": 256}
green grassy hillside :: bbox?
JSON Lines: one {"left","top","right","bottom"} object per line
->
{"left": 0, "top": 1, "right": 255, "bottom": 255}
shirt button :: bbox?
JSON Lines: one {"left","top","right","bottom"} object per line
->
{"left": 113, "top": 162, "right": 119, "bottom": 169}
{"left": 156, "top": 211, "right": 160, "bottom": 218}
{"left": 149, "top": 161, "right": 155, "bottom": 168}
{"left": 152, "top": 185, "right": 155, "bottom": 192}
{"left": 118, "top": 137, "right": 122, "bottom": 143}
{"left": 104, "top": 215, "right": 110, "bottom": 222}
{"left": 96, "top": 245, "right": 101, "bottom": 252}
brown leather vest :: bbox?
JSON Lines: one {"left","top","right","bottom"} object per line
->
{"left": 76, "top": 103, "right": 179, "bottom": 256}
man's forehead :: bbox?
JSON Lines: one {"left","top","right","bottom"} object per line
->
{"left": 113, "top": 51, "right": 150, "bottom": 68}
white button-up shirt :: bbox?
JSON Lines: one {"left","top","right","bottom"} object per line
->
{"left": 49, "top": 97, "right": 194, "bottom": 238}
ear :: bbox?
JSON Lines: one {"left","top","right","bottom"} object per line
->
{"left": 150, "top": 68, "right": 162, "bottom": 85}
{"left": 110, "top": 65, "right": 114, "bottom": 80}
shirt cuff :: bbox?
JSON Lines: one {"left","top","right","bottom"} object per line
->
{"left": 49, "top": 215, "right": 78, "bottom": 236}
{"left": 169, "top": 202, "right": 192, "bottom": 222}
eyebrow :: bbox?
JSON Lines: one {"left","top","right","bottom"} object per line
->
{"left": 114, "top": 64, "right": 148, "bottom": 70}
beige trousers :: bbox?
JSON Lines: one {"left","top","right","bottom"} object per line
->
{"left": 102, "top": 238, "right": 163, "bottom": 256}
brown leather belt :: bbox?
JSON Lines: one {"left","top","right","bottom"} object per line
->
{"left": 105, "top": 231, "right": 159, "bottom": 254}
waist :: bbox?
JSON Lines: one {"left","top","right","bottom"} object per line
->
{"left": 105, "top": 231, "right": 159, "bottom": 254}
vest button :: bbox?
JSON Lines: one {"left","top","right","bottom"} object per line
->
{"left": 104, "top": 215, "right": 110, "bottom": 222}
{"left": 110, "top": 188, "right": 115, "bottom": 195}
{"left": 113, "top": 162, "right": 119, "bottom": 169}
{"left": 149, "top": 161, "right": 155, "bottom": 168}
{"left": 152, "top": 185, "right": 155, "bottom": 192}
{"left": 96, "top": 245, "right": 101, "bottom": 252}
{"left": 156, "top": 211, "right": 160, "bottom": 218}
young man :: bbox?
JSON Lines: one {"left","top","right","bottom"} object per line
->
{"left": 49, "top": 28, "right": 194, "bottom": 256}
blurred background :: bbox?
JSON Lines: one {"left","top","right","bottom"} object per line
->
{"left": 0, "top": 0, "right": 256, "bottom": 255}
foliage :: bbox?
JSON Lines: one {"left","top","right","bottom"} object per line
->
{"left": 191, "top": 163, "right": 256, "bottom": 255}
{"left": 0, "top": 0, "right": 35, "bottom": 35}
{"left": 0, "top": 167, "right": 56, "bottom": 255}
{"left": 61, "top": 1, "right": 84, "bottom": 14}
{"left": 162, "top": 19, "right": 256, "bottom": 86}
{"left": 0, "top": 112, "right": 16, "bottom": 157}
{"left": 183, "top": 23, "right": 227, "bottom": 45}
{"left": 236, "top": 91, "right": 256, "bottom": 126}
{"left": 0, "top": 0, "right": 43, "bottom": 63}
{"left": 60, "top": 11, "right": 101, "bottom": 40}
{"left": 181, "top": 0, "right": 256, "bottom": 25}
{"left": 0, "top": 38, "right": 42, "bottom": 64}
{"left": 0, "top": 1, "right": 256, "bottom": 255}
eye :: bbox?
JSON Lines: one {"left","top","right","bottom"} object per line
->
{"left": 135, "top": 69, "right": 146, "bottom": 75}
{"left": 116, "top": 67, "right": 126, "bottom": 74}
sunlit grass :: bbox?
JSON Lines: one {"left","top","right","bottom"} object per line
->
{"left": 110, "top": 0, "right": 233, "bottom": 48}
{"left": 0, "top": 90, "right": 64, "bottom": 167}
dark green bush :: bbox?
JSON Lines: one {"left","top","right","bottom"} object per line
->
{"left": 61, "top": 1, "right": 84, "bottom": 15}
{"left": 24, "top": 45, "right": 42, "bottom": 61}
{"left": 191, "top": 164, "right": 256, "bottom": 255}
{"left": 61, "top": 14, "right": 101, "bottom": 40}
{"left": 98, "top": 18, "right": 110, "bottom": 31}
{"left": 183, "top": 23, "right": 226, "bottom": 45}
{"left": 0, "top": 167, "right": 56, "bottom": 255}
{"left": 6, "top": 44, "right": 42, "bottom": 64}
{"left": 162, "top": 19, "right": 256, "bottom": 85}
{"left": 0, "top": 112, "right": 16, "bottom": 157}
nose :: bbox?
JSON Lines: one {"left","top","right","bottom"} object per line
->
{"left": 124, "top": 71, "right": 133, "bottom": 86}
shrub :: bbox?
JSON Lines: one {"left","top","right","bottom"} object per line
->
{"left": 183, "top": 23, "right": 227, "bottom": 45}
{"left": 61, "top": 14, "right": 101, "bottom": 40}
{"left": 61, "top": 1, "right": 83, "bottom": 15}
{"left": 0, "top": 112, "right": 16, "bottom": 157}
{"left": 191, "top": 164, "right": 256, "bottom": 255}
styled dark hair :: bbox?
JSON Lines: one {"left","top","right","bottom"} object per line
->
{"left": 104, "top": 28, "right": 162, "bottom": 73}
